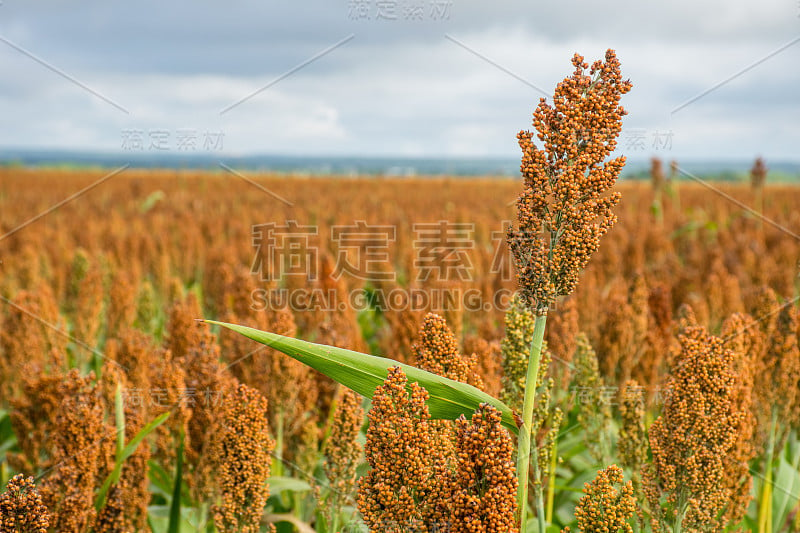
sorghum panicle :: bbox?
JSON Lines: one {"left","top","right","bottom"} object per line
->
{"left": 64, "top": 248, "right": 90, "bottom": 317}
{"left": 745, "top": 286, "right": 777, "bottom": 338}
{"left": 750, "top": 156, "right": 767, "bottom": 190}
{"left": 508, "top": 49, "right": 631, "bottom": 314}
{"left": 0, "top": 287, "right": 66, "bottom": 403}
{"left": 618, "top": 380, "right": 647, "bottom": 483}
{"left": 164, "top": 293, "right": 207, "bottom": 361}
{"left": 167, "top": 297, "right": 236, "bottom": 500}
{"left": 248, "top": 300, "right": 320, "bottom": 461}
{"left": 627, "top": 273, "right": 649, "bottom": 359}
{"left": 324, "top": 389, "right": 364, "bottom": 516}
{"left": 211, "top": 384, "right": 275, "bottom": 533}
{"left": 572, "top": 333, "right": 612, "bottom": 464}
{"left": 0, "top": 474, "right": 49, "bottom": 533}
{"left": 562, "top": 465, "right": 636, "bottom": 533}
{"left": 133, "top": 280, "right": 158, "bottom": 336}
{"left": 636, "top": 282, "right": 672, "bottom": 402}
{"left": 719, "top": 313, "right": 758, "bottom": 526}
{"left": 644, "top": 326, "right": 744, "bottom": 532}
{"left": 544, "top": 295, "right": 579, "bottom": 387}
{"left": 104, "top": 328, "right": 155, "bottom": 399}
{"left": 462, "top": 335, "right": 503, "bottom": 398}
{"left": 105, "top": 269, "right": 138, "bottom": 339}
{"left": 72, "top": 259, "right": 105, "bottom": 366}
{"left": 595, "top": 278, "right": 635, "bottom": 383}
{"left": 451, "top": 404, "right": 519, "bottom": 533}
{"left": 147, "top": 346, "right": 193, "bottom": 471}
{"left": 39, "top": 371, "right": 104, "bottom": 533}
{"left": 500, "top": 294, "right": 536, "bottom": 414}
{"left": 414, "top": 312, "right": 483, "bottom": 390}
{"left": 357, "top": 366, "right": 445, "bottom": 532}
{"left": 650, "top": 157, "right": 665, "bottom": 192}
{"left": 9, "top": 368, "right": 93, "bottom": 475}
{"left": 760, "top": 303, "right": 800, "bottom": 436}
{"left": 94, "top": 406, "right": 151, "bottom": 533}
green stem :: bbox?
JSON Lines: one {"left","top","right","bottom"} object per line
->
{"left": 197, "top": 502, "right": 209, "bottom": 531}
{"left": 674, "top": 503, "right": 685, "bottom": 533}
{"left": 516, "top": 313, "right": 548, "bottom": 532}
{"left": 755, "top": 186, "right": 764, "bottom": 231}
{"left": 536, "top": 475, "right": 546, "bottom": 533}
{"left": 546, "top": 434, "right": 558, "bottom": 524}
{"left": 758, "top": 410, "right": 778, "bottom": 533}
{"left": 653, "top": 188, "right": 663, "bottom": 227}
{"left": 274, "top": 410, "right": 285, "bottom": 478}
{"left": 330, "top": 504, "right": 340, "bottom": 533}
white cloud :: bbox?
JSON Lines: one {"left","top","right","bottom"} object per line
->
{"left": 0, "top": 0, "right": 797, "bottom": 160}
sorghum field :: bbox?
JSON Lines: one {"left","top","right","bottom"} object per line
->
{"left": 1, "top": 54, "right": 799, "bottom": 533}
{"left": 1, "top": 163, "right": 799, "bottom": 532}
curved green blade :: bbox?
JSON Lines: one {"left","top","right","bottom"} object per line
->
{"left": 206, "top": 320, "right": 519, "bottom": 434}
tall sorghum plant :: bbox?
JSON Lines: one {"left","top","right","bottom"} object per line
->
{"left": 750, "top": 156, "right": 767, "bottom": 226}
{"left": 644, "top": 326, "right": 747, "bottom": 532}
{"left": 507, "top": 49, "right": 631, "bottom": 531}
{"left": 210, "top": 48, "right": 632, "bottom": 533}
{"left": 650, "top": 157, "right": 665, "bottom": 225}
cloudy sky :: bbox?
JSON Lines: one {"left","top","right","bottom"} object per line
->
{"left": 0, "top": 1, "right": 798, "bottom": 161}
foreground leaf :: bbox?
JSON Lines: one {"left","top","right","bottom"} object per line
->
{"left": 168, "top": 437, "right": 184, "bottom": 533}
{"left": 205, "top": 320, "right": 518, "bottom": 433}
{"left": 95, "top": 411, "right": 171, "bottom": 511}
{"left": 268, "top": 476, "right": 312, "bottom": 496}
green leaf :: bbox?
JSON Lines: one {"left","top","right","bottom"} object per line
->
{"left": 114, "top": 383, "right": 125, "bottom": 460}
{"left": 95, "top": 412, "right": 171, "bottom": 511}
{"left": 148, "top": 461, "right": 174, "bottom": 499}
{"left": 140, "top": 190, "right": 165, "bottom": 213}
{"left": 264, "top": 513, "right": 316, "bottom": 533}
{"left": 147, "top": 505, "right": 196, "bottom": 533}
{"left": 268, "top": 476, "right": 312, "bottom": 496}
{"left": 771, "top": 453, "right": 800, "bottom": 533}
{"left": 168, "top": 438, "right": 184, "bottom": 533}
{"left": 205, "top": 320, "right": 518, "bottom": 433}
{"left": 0, "top": 410, "right": 17, "bottom": 456}
{"left": 120, "top": 412, "right": 171, "bottom": 463}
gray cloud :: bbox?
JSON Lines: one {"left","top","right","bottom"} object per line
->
{"left": 0, "top": 0, "right": 797, "bottom": 160}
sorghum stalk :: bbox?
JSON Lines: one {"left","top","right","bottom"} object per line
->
{"left": 274, "top": 410, "right": 285, "bottom": 478}
{"left": 508, "top": 49, "right": 630, "bottom": 531}
{"left": 757, "top": 410, "right": 778, "bottom": 533}
{"left": 516, "top": 313, "right": 547, "bottom": 532}
{"left": 651, "top": 157, "right": 665, "bottom": 226}
{"left": 668, "top": 159, "right": 681, "bottom": 212}
{"left": 546, "top": 435, "right": 558, "bottom": 523}
{"left": 751, "top": 156, "right": 767, "bottom": 228}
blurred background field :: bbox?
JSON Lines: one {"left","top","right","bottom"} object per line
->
{"left": 0, "top": 166, "right": 799, "bottom": 531}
